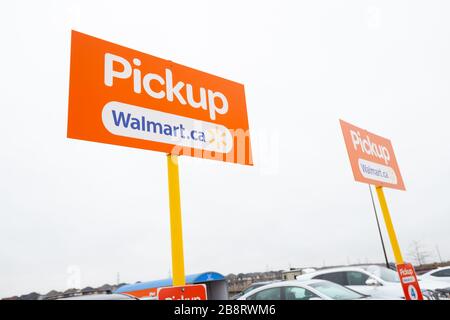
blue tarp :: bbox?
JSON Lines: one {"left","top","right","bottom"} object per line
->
{"left": 114, "top": 271, "right": 225, "bottom": 293}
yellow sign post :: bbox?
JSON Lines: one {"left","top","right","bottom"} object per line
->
{"left": 167, "top": 154, "right": 186, "bottom": 286}
{"left": 375, "top": 186, "right": 404, "bottom": 264}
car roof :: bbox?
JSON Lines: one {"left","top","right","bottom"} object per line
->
{"left": 249, "top": 281, "right": 275, "bottom": 286}
{"left": 423, "top": 266, "right": 450, "bottom": 274}
{"left": 297, "top": 266, "right": 371, "bottom": 278}
{"left": 435, "top": 266, "right": 450, "bottom": 270}
{"left": 280, "top": 279, "right": 325, "bottom": 286}
{"left": 58, "top": 293, "right": 137, "bottom": 300}
{"left": 245, "top": 279, "right": 327, "bottom": 291}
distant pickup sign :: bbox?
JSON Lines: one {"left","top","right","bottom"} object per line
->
{"left": 340, "top": 119, "right": 405, "bottom": 190}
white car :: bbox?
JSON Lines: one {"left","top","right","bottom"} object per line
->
{"left": 58, "top": 293, "right": 137, "bottom": 300}
{"left": 231, "top": 281, "right": 278, "bottom": 300}
{"left": 237, "top": 279, "right": 380, "bottom": 300}
{"left": 420, "top": 267, "right": 450, "bottom": 283}
{"left": 296, "top": 265, "right": 450, "bottom": 300}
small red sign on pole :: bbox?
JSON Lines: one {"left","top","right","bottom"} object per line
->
{"left": 157, "top": 284, "right": 207, "bottom": 300}
{"left": 397, "top": 263, "right": 423, "bottom": 300}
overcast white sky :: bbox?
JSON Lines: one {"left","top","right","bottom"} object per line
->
{"left": 1, "top": 0, "right": 450, "bottom": 298}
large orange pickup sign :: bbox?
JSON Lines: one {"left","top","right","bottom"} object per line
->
{"left": 340, "top": 120, "right": 405, "bottom": 190}
{"left": 68, "top": 30, "right": 252, "bottom": 165}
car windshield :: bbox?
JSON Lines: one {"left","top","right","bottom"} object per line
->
{"left": 364, "top": 266, "right": 400, "bottom": 283}
{"left": 309, "top": 281, "right": 365, "bottom": 300}
{"left": 241, "top": 283, "right": 267, "bottom": 295}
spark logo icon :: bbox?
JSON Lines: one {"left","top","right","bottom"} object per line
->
{"left": 207, "top": 127, "right": 229, "bottom": 152}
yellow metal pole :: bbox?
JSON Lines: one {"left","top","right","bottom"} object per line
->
{"left": 166, "top": 154, "right": 186, "bottom": 286}
{"left": 375, "top": 186, "right": 404, "bottom": 264}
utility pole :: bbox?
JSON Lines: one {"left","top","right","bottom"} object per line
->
{"left": 369, "top": 185, "right": 390, "bottom": 269}
{"left": 436, "top": 245, "right": 443, "bottom": 263}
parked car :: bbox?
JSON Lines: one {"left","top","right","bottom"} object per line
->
{"left": 231, "top": 281, "right": 278, "bottom": 300}
{"left": 237, "top": 279, "right": 383, "bottom": 300}
{"left": 420, "top": 267, "right": 450, "bottom": 283}
{"left": 296, "top": 265, "right": 450, "bottom": 300}
{"left": 58, "top": 293, "right": 138, "bottom": 300}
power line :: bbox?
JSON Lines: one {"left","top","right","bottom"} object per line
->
{"left": 369, "top": 185, "right": 390, "bottom": 268}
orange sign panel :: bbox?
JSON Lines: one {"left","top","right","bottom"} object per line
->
{"left": 68, "top": 30, "right": 252, "bottom": 165}
{"left": 340, "top": 120, "right": 405, "bottom": 190}
{"left": 157, "top": 284, "right": 207, "bottom": 300}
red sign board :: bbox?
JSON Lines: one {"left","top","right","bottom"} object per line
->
{"left": 397, "top": 263, "right": 423, "bottom": 300}
{"left": 157, "top": 284, "right": 207, "bottom": 300}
